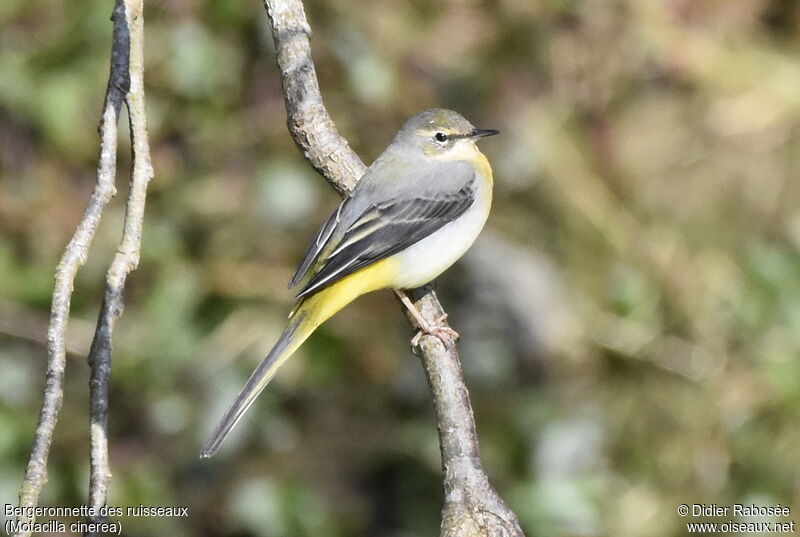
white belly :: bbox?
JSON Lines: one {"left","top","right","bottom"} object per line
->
{"left": 391, "top": 176, "right": 491, "bottom": 289}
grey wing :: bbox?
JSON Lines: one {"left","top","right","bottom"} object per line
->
{"left": 288, "top": 198, "right": 349, "bottom": 288}
{"left": 295, "top": 177, "right": 476, "bottom": 299}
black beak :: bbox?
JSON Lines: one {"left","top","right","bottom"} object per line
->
{"left": 469, "top": 128, "right": 500, "bottom": 139}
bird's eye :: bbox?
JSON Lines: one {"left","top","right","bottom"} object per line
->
{"left": 434, "top": 132, "right": 448, "bottom": 143}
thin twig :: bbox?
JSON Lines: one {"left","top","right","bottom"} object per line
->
{"left": 264, "top": 1, "right": 524, "bottom": 534}
{"left": 14, "top": 3, "right": 128, "bottom": 534}
{"left": 86, "top": 0, "right": 152, "bottom": 531}
{"left": 14, "top": 0, "right": 152, "bottom": 534}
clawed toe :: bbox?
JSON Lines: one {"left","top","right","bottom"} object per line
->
{"left": 395, "top": 290, "right": 459, "bottom": 349}
{"left": 411, "top": 330, "right": 424, "bottom": 348}
{"left": 410, "top": 322, "right": 460, "bottom": 348}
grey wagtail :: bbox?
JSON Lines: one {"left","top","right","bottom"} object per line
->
{"left": 201, "top": 109, "right": 498, "bottom": 457}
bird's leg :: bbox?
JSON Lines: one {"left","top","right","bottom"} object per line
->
{"left": 394, "top": 290, "right": 460, "bottom": 348}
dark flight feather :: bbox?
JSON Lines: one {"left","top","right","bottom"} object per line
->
{"left": 288, "top": 198, "right": 349, "bottom": 289}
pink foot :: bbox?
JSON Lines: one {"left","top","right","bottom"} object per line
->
{"left": 410, "top": 314, "right": 460, "bottom": 348}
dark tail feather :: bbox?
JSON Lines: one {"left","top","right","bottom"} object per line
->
{"left": 200, "top": 312, "right": 308, "bottom": 458}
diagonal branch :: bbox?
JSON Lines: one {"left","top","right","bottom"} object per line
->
{"left": 264, "top": 1, "right": 525, "bottom": 535}
{"left": 14, "top": 0, "right": 152, "bottom": 534}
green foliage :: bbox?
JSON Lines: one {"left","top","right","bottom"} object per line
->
{"left": 2, "top": 0, "right": 800, "bottom": 536}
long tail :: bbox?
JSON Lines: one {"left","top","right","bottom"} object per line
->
{"left": 200, "top": 260, "right": 393, "bottom": 457}
{"left": 200, "top": 307, "right": 313, "bottom": 458}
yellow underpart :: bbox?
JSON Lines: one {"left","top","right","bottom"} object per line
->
{"left": 257, "top": 256, "right": 400, "bottom": 395}
{"left": 296, "top": 255, "right": 400, "bottom": 331}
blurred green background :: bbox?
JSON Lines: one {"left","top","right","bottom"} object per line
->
{"left": 2, "top": 0, "right": 800, "bottom": 535}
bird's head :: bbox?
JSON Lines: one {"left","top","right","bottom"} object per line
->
{"left": 395, "top": 108, "right": 499, "bottom": 159}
